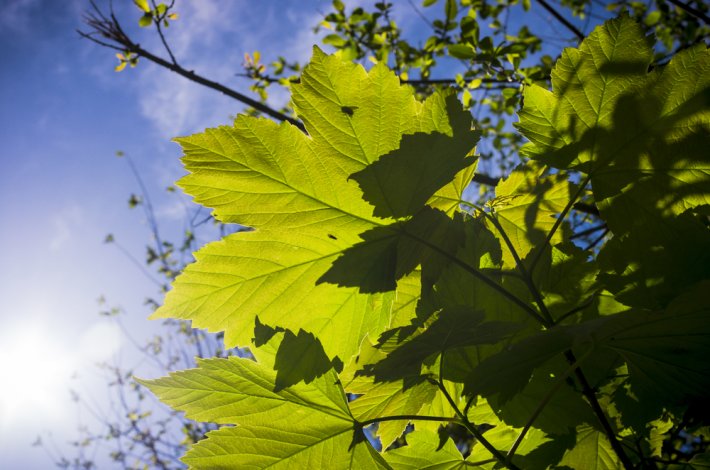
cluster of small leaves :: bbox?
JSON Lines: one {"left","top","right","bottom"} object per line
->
{"left": 238, "top": 0, "right": 708, "bottom": 177}
{"left": 133, "top": 0, "right": 178, "bottom": 29}
{"left": 140, "top": 15, "right": 710, "bottom": 469}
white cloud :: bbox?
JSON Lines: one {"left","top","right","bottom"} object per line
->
{"left": 78, "top": 322, "right": 123, "bottom": 363}
{"left": 0, "top": 0, "right": 40, "bottom": 33}
{"left": 131, "top": 0, "right": 332, "bottom": 136}
{"left": 49, "top": 204, "right": 84, "bottom": 251}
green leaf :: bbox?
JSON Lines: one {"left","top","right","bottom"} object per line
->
{"left": 448, "top": 44, "right": 476, "bottom": 59}
{"left": 348, "top": 380, "right": 437, "bottom": 448}
{"left": 271, "top": 328, "right": 342, "bottom": 391}
{"left": 183, "top": 425, "right": 390, "bottom": 469}
{"left": 597, "top": 283, "right": 710, "bottom": 403}
{"left": 365, "top": 307, "right": 525, "bottom": 383}
{"left": 342, "top": 340, "right": 438, "bottom": 448}
{"left": 383, "top": 430, "right": 469, "bottom": 469}
{"left": 323, "top": 33, "right": 348, "bottom": 47}
{"left": 318, "top": 207, "right": 465, "bottom": 293}
{"left": 489, "top": 163, "right": 573, "bottom": 268}
{"left": 138, "top": 13, "right": 153, "bottom": 27}
{"left": 558, "top": 426, "right": 621, "bottom": 469}
{"left": 138, "top": 356, "right": 389, "bottom": 469}
{"left": 597, "top": 211, "right": 710, "bottom": 309}
{"left": 516, "top": 15, "right": 710, "bottom": 224}
{"left": 465, "top": 326, "right": 574, "bottom": 402}
{"left": 154, "top": 47, "right": 478, "bottom": 363}
{"left": 516, "top": 15, "right": 710, "bottom": 309}
{"left": 350, "top": 93, "right": 479, "bottom": 219}
{"left": 153, "top": 229, "right": 392, "bottom": 364}
{"left": 445, "top": 0, "right": 458, "bottom": 22}
{"left": 133, "top": 0, "right": 150, "bottom": 13}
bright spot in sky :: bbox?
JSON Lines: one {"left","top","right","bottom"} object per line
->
{"left": 0, "top": 322, "right": 122, "bottom": 427}
{"left": 0, "top": 326, "right": 74, "bottom": 425}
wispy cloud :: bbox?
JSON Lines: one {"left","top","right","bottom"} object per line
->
{"left": 49, "top": 204, "right": 84, "bottom": 251}
{"left": 133, "top": 1, "right": 329, "bottom": 137}
{"left": 0, "top": 0, "right": 40, "bottom": 33}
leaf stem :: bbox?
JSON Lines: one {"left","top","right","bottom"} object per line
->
{"left": 529, "top": 175, "right": 591, "bottom": 274}
{"left": 506, "top": 347, "right": 592, "bottom": 462}
{"left": 358, "top": 415, "right": 456, "bottom": 427}
{"left": 430, "top": 377, "right": 521, "bottom": 470}
{"left": 404, "top": 226, "right": 546, "bottom": 324}
{"left": 563, "top": 350, "right": 634, "bottom": 469}
{"left": 483, "top": 213, "right": 554, "bottom": 326}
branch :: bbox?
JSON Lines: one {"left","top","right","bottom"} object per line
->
{"left": 535, "top": 0, "right": 585, "bottom": 41}
{"left": 506, "top": 347, "right": 593, "bottom": 463}
{"left": 78, "top": 6, "right": 304, "bottom": 131}
{"left": 78, "top": 3, "right": 605, "bottom": 220}
{"left": 564, "top": 350, "right": 635, "bottom": 469}
{"left": 529, "top": 175, "right": 592, "bottom": 273}
{"left": 666, "top": 0, "right": 710, "bottom": 24}
{"left": 404, "top": 78, "right": 521, "bottom": 89}
{"left": 150, "top": 0, "right": 178, "bottom": 65}
{"left": 431, "top": 377, "right": 522, "bottom": 470}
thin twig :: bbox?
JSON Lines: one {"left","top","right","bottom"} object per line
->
{"left": 78, "top": 6, "right": 304, "bottom": 130}
{"left": 535, "top": 0, "right": 585, "bottom": 41}
{"left": 529, "top": 175, "right": 592, "bottom": 274}
{"left": 432, "top": 377, "right": 521, "bottom": 470}
{"left": 666, "top": 0, "right": 710, "bottom": 24}
{"left": 150, "top": 0, "right": 178, "bottom": 65}
{"left": 506, "top": 347, "right": 593, "bottom": 462}
{"left": 569, "top": 223, "right": 606, "bottom": 240}
{"left": 564, "top": 350, "right": 634, "bottom": 469}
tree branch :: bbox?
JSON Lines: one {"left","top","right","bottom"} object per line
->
{"left": 564, "top": 350, "right": 634, "bottom": 469}
{"left": 535, "top": 0, "right": 585, "bottom": 41}
{"left": 666, "top": 0, "right": 710, "bottom": 24}
{"left": 78, "top": 5, "right": 304, "bottom": 130}
{"left": 150, "top": 0, "right": 178, "bottom": 65}
{"left": 79, "top": 3, "right": 603, "bottom": 220}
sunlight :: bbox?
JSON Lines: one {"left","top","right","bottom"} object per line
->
{"left": 0, "top": 325, "right": 75, "bottom": 425}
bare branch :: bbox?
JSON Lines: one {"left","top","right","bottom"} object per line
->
{"left": 666, "top": 0, "right": 710, "bottom": 24}
{"left": 535, "top": 0, "right": 585, "bottom": 41}
{"left": 78, "top": 5, "right": 304, "bottom": 130}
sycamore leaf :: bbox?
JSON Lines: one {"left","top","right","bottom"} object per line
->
{"left": 597, "top": 283, "right": 710, "bottom": 403}
{"left": 365, "top": 307, "right": 525, "bottom": 383}
{"left": 383, "top": 430, "right": 472, "bottom": 469}
{"left": 489, "top": 163, "right": 573, "bottom": 268}
{"left": 597, "top": 211, "right": 710, "bottom": 309}
{"left": 516, "top": 15, "right": 710, "bottom": 309}
{"left": 350, "top": 93, "right": 479, "bottom": 219}
{"left": 516, "top": 15, "right": 709, "bottom": 226}
{"left": 348, "top": 380, "right": 437, "bottom": 448}
{"left": 558, "top": 426, "right": 621, "bottom": 470}
{"left": 153, "top": 47, "right": 479, "bottom": 363}
{"left": 138, "top": 356, "right": 389, "bottom": 469}
{"left": 466, "top": 399, "right": 550, "bottom": 467}
{"left": 182, "top": 426, "right": 390, "bottom": 469}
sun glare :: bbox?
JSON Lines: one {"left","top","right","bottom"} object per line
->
{"left": 0, "top": 326, "right": 75, "bottom": 425}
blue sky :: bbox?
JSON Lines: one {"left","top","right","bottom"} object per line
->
{"left": 0, "top": 0, "right": 591, "bottom": 467}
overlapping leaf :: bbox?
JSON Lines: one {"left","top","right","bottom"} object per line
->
{"left": 138, "top": 356, "right": 389, "bottom": 469}
{"left": 516, "top": 15, "right": 710, "bottom": 308}
{"left": 383, "top": 430, "right": 471, "bottom": 469}
{"left": 488, "top": 163, "right": 573, "bottom": 269}
{"left": 516, "top": 15, "right": 710, "bottom": 225}
{"left": 153, "top": 47, "right": 479, "bottom": 362}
